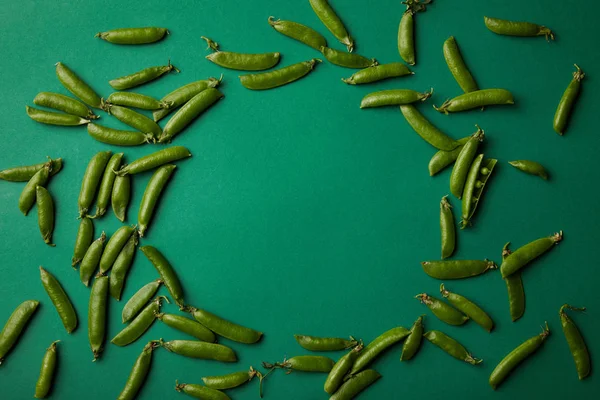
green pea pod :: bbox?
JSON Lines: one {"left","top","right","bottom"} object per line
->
{"left": 26, "top": 105, "right": 90, "bottom": 126}
{"left": 115, "top": 147, "right": 191, "bottom": 176}
{"left": 428, "top": 136, "right": 469, "bottom": 176}
{"left": 398, "top": 9, "right": 415, "bottom": 65}
{"left": 112, "top": 175, "right": 131, "bottom": 222}
{"left": 93, "top": 153, "right": 123, "bottom": 218}
{"left": 202, "top": 368, "right": 257, "bottom": 390}
{"left": 343, "top": 63, "right": 412, "bottom": 85}
{"left": 140, "top": 246, "right": 185, "bottom": 306}
{"left": 505, "top": 272, "right": 525, "bottom": 322}
{"left": 88, "top": 274, "right": 109, "bottom": 361}
{"left": 484, "top": 17, "right": 554, "bottom": 40}
{"left": 324, "top": 345, "right": 362, "bottom": 394}
{"left": 360, "top": 89, "right": 432, "bottom": 108}
{"left": 281, "top": 355, "right": 334, "bottom": 372}
{"left": 55, "top": 62, "right": 103, "bottom": 109}
{"left": 0, "top": 158, "right": 62, "bottom": 182}
{"left": 350, "top": 326, "right": 410, "bottom": 374}
{"left": 112, "top": 297, "right": 165, "bottom": 347}
{"left": 450, "top": 126, "right": 484, "bottom": 199}
{"left": 88, "top": 124, "right": 152, "bottom": 147}
{"left": 175, "top": 382, "right": 230, "bottom": 400}
{"left": 559, "top": 305, "right": 590, "bottom": 380}
{"left": 268, "top": 17, "right": 327, "bottom": 51}
{"left": 399, "top": 105, "right": 460, "bottom": 151}
{"left": 80, "top": 232, "right": 106, "bottom": 287}
{"left": 161, "top": 340, "right": 237, "bottom": 362}
{"left": 18, "top": 161, "right": 51, "bottom": 215}
{"left": 400, "top": 315, "right": 424, "bottom": 361}
{"left": 153, "top": 77, "right": 221, "bottom": 122}
{"left": 489, "top": 323, "right": 550, "bottom": 390}
{"left": 117, "top": 341, "right": 160, "bottom": 400}
{"left": 159, "top": 88, "right": 223, "bottom": 143}
{"left": 435, "top": 89, "right": 514, "bottom": 114}
{"left": 78, "top": 151, "right": 112, "bottom": 218}
{"left": 34, "top": 340, "right": 59, "bottom": 399}
{"left": 421, "top": 259, "right": 497, "bottom": 280}
{"left": 34, "top": 92, "right": 99, "bottom": 120}
{"left": 309, "top": 0, "right": 353, "bottom": 52}
{"left": 109, "top": 61, "right": 178, "bottom": 90}
{"left": 554, "top": 65, "right": 584, "bottom": 135}
{"left": 99, "top": 225, "right": 136, "bottom": 274}
{"left": 239, "top": 59, "right": 321, "bottom": 90}
{"left": 36, "top": 186, "right": 55, "bottom": 246}
{"left": 440, "top": 196, "right": 456, "bottom": 259}
{"left": 509, "top": 160, "right": 549, "bottom": 180}
{"left": 440, "top": 284, "right": 493, "bottom": 332}
{"left": 424, "top": 330, "right": 482, "bottom": 365}
{"left": 72, "top": 217, "right": 94, "bottom": 267}
{"left": 330, "top": 369, "right": 381, "bottom": 400}
{"left": 156, "top": 313, "right": 216, "bottom": 343}
{"left": 443, "top": 36, "right": 478, "bottom": 93}
{"left": 461, "top": 156, "right": 497, "bottom": 228}
{"left": 500, "top": 231, "right": 563, "bottom": 278}
{"left": 188, "top": 307, "right": 262, "bottom": 344}
{"left": 40, "top": 267, "right": 77, "bottom": 333}
{"left": 202, "top": 36, "right": 280, "bottom": 71}
{"left": 96, "top": 27, "right": 168, "bottom": 45}
{"left": 107, "top": 105, "right": 162, "bottom": 139}
{"left": 110, "top": 231, "right": 139, "bottom": 300}
{"left": 107, "top": 92, "right": 170, "bottom": 110}
{"left": 0, "top": 300, "right": 39, "bottom": 365}
{"left": 416, "top": 293, "right": 468, "bottom": 325}
{"left": 321, "top": 47, "right": 377, "bottom": 69}
{"left": 294, "top": 334, "right": 358, "bottom": 351}
{"left": 122, "top": 280, "right": 162, "bottom": 323}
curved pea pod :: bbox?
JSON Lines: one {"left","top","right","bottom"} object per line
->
{"left": 489, "top": 323, "right": 550, "bottom": 390}
{"left": 109, "top": 61, "right": 178, "bottom": 90}
{"left": 500, "top": 231, "right": 563, "bottom": 278}
{"left": 268, "top": 17, "right": 327, "bottom": 51}
{"left": 440, "top": 284, "right": 493, "bottom": 332}
{"left": 461, "top": 155, "right": 497, "bottom": 228}
{"left": 122, "top": 280, "right": 162, "bottom": 323}
{"left": 509, "top": 160, "right": 548, "bottom": 180}
{"left": 80, "top": 232, "right": 106, "bottom": 286}
{"left": 161, "top": 339, "right": 237, "bottom": 362}
{"left": 239, "top": 59, "right": 321, "bottom": 90}
{"left": 72, "top": 217, "right": 94, "bottom": 267}
{"left": 34, "top": 92, "right": 99, "bottom": 120}
{"left": 88, "top": 123, "right": 153, "bottom": 147}
{"left": 107, "top": 92, "right": 170, "bottom": 110}
{"left": 294, "top": 334, "right": 358, "bottom": 351}
{"left": 112, "top": 175, "right": 131, "bottom": 222}
{"left": 324, "top": 345, "right": 362, "bottom": 394}
{"left": 360, "top": 89, "right": 432, "bottom": 108}
{"left": 159, "top": 88, "right": 223, "bottom": 143}
{"left": 0, "top": 300, "right": 39, "bottom": 365}
{"left": 55, "top": 62, "right": 103, "bottom": 109}
{"left": 309, "top": 0, "right": 353, "bottom": 52}
{"left": 36, "top": 186, "right": 55, "bottom": 246}
{"left": 424, "top": 330, "right": 482, "bottom": 365}
{"left": 175, "top": 382, "right": 230, "bottom": 400}
{"left": 110, "top": 231, "right": 139, "bottom": 300}
{"left": 111, "top": 296, "right": 165, "bottom": 347}
{"left": 141, "top": 246, "right": 184, "bottom": 305}
{"left": 188, "top": 307, "right": 262, "bottom": 344}
{"left": 400, "top": 315, "right": 424, "bottom": 361}
{"left": 330, "top": 369, "right": 381, "bottom": 400}
{"left": 106, "top": 105, "right": 162, "bottom": 139}
{"left": 280, "top": 355, "right": 334, "bottom": 372}
{"left": 26, "top": 106, "right": 90, "bottom": 126}
{"left": 439, "top": 196, "right": 455, "bottom": 259}
{"left": 202, "top": 368, "right": 257, "bottom": 390}
{"left": 18, "top": 160, "right": 51, "bottom": 215}
{"left": 156, "top": 313, "right": 216, "bottom": 343}
{"left": 96, "top": 27, "right": 168, "bottom": 44}
{"left": 428, "top": 136, "right": 469, "bottom": 176}
{"left": 88, "top": 274, "right": 109, "bottom": 361}
{"left": 559, "top": 305, "right": 590, "bottom": 380}
{"left": 435, "top": 89, "right": 514, "bottom": 114}
{"left": 350, "top": 326, "right": 410, "bottom": 374}
{"left": 416, "top": 293, "right": 468, "bottom": 325}
{"left": 342, "top": 63, "right": 412, "bottom": 85}
{"left": 202, "top": 36, "right": 280, "bottom": 71}
{"left": 484, "top": 17, "right": 554, "bottom": 40}
{"left": 398, "top": 9, "right": 415, "bottom": 65}
{"left": 421, "top": 259, "right": 497, "bottom": 280}
{"left": 93, "top": 153, "right": 123, "bottom": 218}
{"left": 99, "top": 225, "right": 136, "bottom": 274}
{"left": 34, "top": 340, "right": 59, "bottom": 399}
{"left": 554, "top": 65, "right": 585, "bottom": 135}
{"left": 0, "top": 157, "right": 62, "bottom": 182}
{"left": 40, "top": 267, "right": 77, "bottom": 333}
{"left": 153, "top": 77, "right": 221, "bottom": 122}
{"left": 321, "top": 47, "right": 377, "bottom": 69}
{"left": 450, "top": 126, "right": 484, "bottom": 199}
{"left": 78, "top": 151, "right": 112, "bottom": 218}
{"left": 443, "top": 36, "right": 478, "bottom": 93}
{"left": 115, "top": 146, "right": 191, "bottom": 176}
{"left": 399, "top": 105, "right": 460, "bottom": 151}
{"left": 117, "top": 341, "right": 160, "bottom": 400}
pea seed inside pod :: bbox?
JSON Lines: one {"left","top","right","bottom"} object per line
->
{"left": 202, "top": 36, "right": 280, "bottom": 71}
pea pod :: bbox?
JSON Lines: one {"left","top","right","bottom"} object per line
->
{"left": 96, "top": 27, "right": 168, "bottom": 44}
{"left": 399, "top": 105, "right": 460, "bottom": 151}
{"left": 93, "top": 153, "right": 123, "bottom": 218}
{"left": 140, "top": 246, "right": 185, "bottom": 306}
{"left": 112, "top": 297, "right": 165, "bottom": 347}
{"left": 277, "top": 355, "right": 334, "bottom": 372}
{"left": 40, "top": 267, "right": 77, "bottom": 333}
{"left": 424, "top": 330, "right": 482, "bottom": 365}
{"left": 88, "top": 274, "right": 109, "bottom": 361}
{"left": 18, "top": 160, "right": 51, "bottom": 215}
{"left": 202, "top": 368, "right": 257, "bottom": 390}
{"left": 0, "top": 158, "right": 62, "bottom": 182}
{"left": 175, "top": 382, "right": 230, "bottom": 400}
{"left": 559, "top": 304, "right": 590, "bottom": 380}
{"left": 202, "top": 36, "right": 280, "bottom": 71}
{"left": 34, "top": 340, "right": 59, "bottom": 399}
{"left": 99, "top": 225, "right": 136, "bottom": 274}
{"left": 239, "top": 59, "right": 321, "bottom": 90}
{"left": 80, "top": 232, "right": 106, "bottom": 287}
{"left": 342, "top": 63, "right": 413, "bottom": 85}
{"left": 440, "top": 196, "right": 455, "bottom": 259}
{"left": 107, "top": 92, "right": 170, "bottom": 110}
{"left": 294, "top": 334, "right": 357, "bottom": 351}
{"left": 428, "top": 136, "right": 470, "bottom": 176}
{"left": 112, "top": 175, "right": 131, "bottom": 222}
{"left": 188, "top": 307, "right": 262, "bottom": 344}
{"left": 489, "top": 323, "right": 551, "bottom": 390}
{"left": 330, "top": 369, "right": 381, "bottom": 400}
{"left": 400, "top": 315, "right": 424, "bottom": 361}
{"left": 117, "top": 341, "right": 160, "bottom": 400}
{"left": 26, "top": 106, "right": 89, "bottom": 126}
{"left": 321, "top": 47, "right": 377, "bottom": 69}
{"left": 56, "top": 62, "right": 103, "bottom": 109}
{"left": 435, "top": 89, "right": 514, "bottom": 114}
{"left": 36, "top": 186, "right": 55, "bottom": 246}
{"left": 554, "top": 65, "right": 585, "bottom": 135}
{"left": 360, "top": 89, "right": 432, "bottom": 108}
{"left": 78, "top": 151, "right": 112, "bottom": 218}
{"left": 34, "top": 92, "right": 99, "bottom": 120}
{"left": 0, "top": 300, "right": 39, "bottom": 365}
{"left": 450, "top": 126, "right": 484, "bottom": 198}
{"left": 500, "top": 231, "right": 563, "bottom": 278}
{"left": 156, "top": 313, "right": 216, "bottom": 343}
{"left": 72, "top": 217, "right": 94, "bottom": 267}
{"left": 268, "top": 17, "right": 327, "bottom": 51}
{"left": 502, "top": 243, "right": 525, "bottom": 322}
{"left": 421, "top": 259, "right": 497, "bottom": 280}
{"left": 153, "top": 77, "right": 221, "bottom": 122}
{"left": 509, "top": 160, "right": 548, "bottom": 180}
{"left": 324, "top": 345, "right": 362, "bottom": 394}
{"left": 397, "top": 0, "right": 431, "bottom": 65}
{"left": 461, "top": 155, "right": 497, "bottom": 228}
{"left": 484, "top": 17, "right": 554, "bottom": 40}
{"left": 109, "top": 61, "right": 178, "bottom": 90}
{"left": 350, "top": 326, "right": 410, "bottom": 374}
{"left": 115, "top": 147, "right": 191, "bottom": 176}
{"left": 106, "top": 105, "right": 162, "bottom": 139}
{"left": 309, "top": 0, "right": 353, "bottom": 52}
{"left": 161, "top": 339, "right": 237, "bottom": 362}
{"left": 443, "top": 36, "right": 478, "bottom": 93}
{"left": 440, "top": 284, "right": 493, "bottom": 332}
{"left": 122, "top": 280, "right": 162, "bottom": 323}
{"left": 88, "top": 124, "right": 152, "bottom": 147}
{"left": 110, "top": 231, "right": 139, "bottom": 300}
{"left": 416, "top": 293, "right": 468, "bottom": 325}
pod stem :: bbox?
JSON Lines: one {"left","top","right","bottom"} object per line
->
{"left": 573, "top": 64, "right": 585, "bottom": 81}
{"left": 402, "top": 0, "right": 432, "bottom": 13}
{"left": 440, "top": 195, "right": 452, "bottom": 210}
{"left": 174, "top": 380, "right": 185, "bottom": 392}
{"left": 257, "top": 366, "right": 276, "bottom": 398}
{"left": 201, "top": 36, "right": 220, "bottom": 52}
{"left": 421, "top": 88, "right": 434, "bottom": 101}
{"left": 473, "top": 124, "right": 485, "bottom": 141}
{"left": 484, "top": 259, "right": 498, "bottom": 271}
{"left": 540, "top": 321, "right": 551, "bottom": 338}
{"left": 501, "top": 242, "right": 512, "bottom": 260}
{"left": 267, "top": 16, "right": 279, "bottom": 26}
{"left": 540, "top": 27, "right": 555, "bottom": 41}
{"left": 415, "top": 293, "right": 431, "bottom": 305}
{"left": 465, "top": 354, "right": 483, "bottom": 365}
{"left": 433, "top": 99, "right": 450, "bottom": 114}
{"left": 559, "top": 304, "right": 586, "bottom": 316}
{"left": 439, "top": 283, "right": 449, "bottom": 297}
{"left": 553, "top": 230, "right": 564, "bottom": 243}
{"left": 166, "top": 59, "right": 180, "bottom": 74}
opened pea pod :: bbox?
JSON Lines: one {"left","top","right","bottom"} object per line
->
{"left": 202, "top": 36, "right": 280, "bottom": 71}
{"left": 461, "top": 155, "right": 497, "bottom": 228}
{"left": 450, "top": 126, "right": 484, "bottom": 199}
{"left": 360, "top": 89, "right": 432, "bottom": 108}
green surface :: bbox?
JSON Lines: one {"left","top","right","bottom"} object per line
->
{"left": 0, "top": 0, "right": 598, "bottom": 398}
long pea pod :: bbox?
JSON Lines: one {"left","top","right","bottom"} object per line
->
{"left": 268, "top": 17, "right": 326, "bottom": 51}
{"left": 96, "top": 27, "right": 168, "bottom": 44}
{"left": 350, "top": 326, "right": 410, "bottom": 374}
{"left": 0, "top": 157, "right": 62, "bottom": 182}
{"left": 276, "top": 355, "right": 334, "bottom": 372}
{"left": 55, "top": 62, "right": 103, "bottom": 109}
{"left": 342, "top": 63, "right": 413, "bottom": 84}
{"left": 554, "top": 65, "right": 585, "bottom": 135}
{"left": 110, "top": 231, "right": 139, "bottom": 300}
{"left": 500, "top": 231, "right": 563, "bottom": 278}
{"left": 559, "top": 305, "right": 590, "bottom": 380}
{"left": 360, "top": 89, "right": 431, "bottom": 108}
{"left": 321, "top": 47, "right": 377, "bottom": 69}
{"left": 508, "top": 160, "right": 549, "bottom": 180}
{"left": 421, "top": 259, "right": 497, "bottom": 280}
{"left": 88, "top": 124, "right": 152, "bottom": 147}
{"left": 72, "top": 217, "right": 94, "bottom": 267}
{"left": 175, "top": 382, "right": 230, "bottom": 400}
{"left": 239, "top": 59, "right": 321, "bottom": 90}
{"left": 424, "top": 330, "right": 482, "bottom": 365}
{"left": 106, "top": 105, "right": 162, "bottom": 139}
{"left": 309, "top": 0, "right": 354, "bottom": 52}
{"left": 18, "top": 160, "right": 51, "bottom": 215}
{"left": 34, "top": 92, "right": 99, "bottom": 120}
{"left": 34, "top": 341, "right": 59, "bottom": 399}
{"left": 440, "top": 284, "right": 493, "bottom": 332}
{"left": 78, "top": 151, "right": 112, "bottom": 218}
{"left": 153, "top": 77, "right": 221, "bottom": 122}
{"left": 484, "top": 17, "right": 554, "bottom": 40}
{"left": 202, "top": 36, "right": 280, "bottom": 71}
{"left": 330, "top": 369, "right": 381, "bottom": 400}
{"left": 188, "top": 307, "right": 262, "bottom": 344}
{"left": 140, "top": 246, "right": 185, "bottom": 306}
{"left": 93, "top": 153, "right": 123, "bottom": 218}
{"left": 88, "top": 274, "right": 109, "bottom": 361}
{"left": 40, "top": 267, "right": 77, "bottom": 333}
{"left": 443, "top": 36, "right": 478, "bottom": 93}
{"left": 0, "top": 300, "right": 39, "bottom": 365}
{"left": 202, "top": 368, "right": 257, "bottom": 390}
{"left": 400, "top": 315, "right": 424, "bottom": 361}
{"left": 122, "top": 280, "right": 162, "bottom": 323}
{"left": 80, "top": 232, "right": 106, "bottom": 286}
{"left": 324, "top": 345, "right": 362, "bottom": 394}
{"left": 440, "top": 196, "right": 455, "bottom": 259}
{"left": 117, "top": 341, "right": 160, "bottom": 400}
{"left": 36, "top": 186, "right": 55, "bottom": 246}
{"left": 461, "top": 155, "right": 497, "bottom": 228}
{"left": 435, "top": 89, "right": 514, "bottom": 114}
{"left": 161, "top": 339, "right": 237, "bottom": 362}
{"left": 26, "top": 106, "right": 90, "bottom": 126}
{"left": 109, "top": 61, "right": 178, "bottom": 90}
{"left": 112, "top": 175, "right": 131, "bottom": 222}
{"left": 294, "top": 334, "right": 357, "bottom": 351}
{"left": 99, "top": 225, "right": 136, "bottom": 274}
{"left": 111, "top": 297, "right": 165, "bottom": 347}
{"left": 416, "top": 293, "right": 468, "bottom": 325}
{"left": 156, "top": 313, "right": 216, "bottom": 343}
{"left": 450, "top": 126, "right": 484, "bottom": 199}
{"left": 107, "top": 92, "right": 170, "bottom": 110}
{"left": 399, "top": 104, "right": 460, "bottom": 150}
{"left": 115, "top": 147, "right": 191, "bottom": 176}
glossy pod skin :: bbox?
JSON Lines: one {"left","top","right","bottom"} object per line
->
{"left": 140, "top": 246, "right": 185, "bottom": 306}
{"left": 416, "top": 293, "right": 469, "bottom": 325}
{"left": 440, "top": 196, "right": 455, "bottom": 259}
{"left": 159, "top": 88, "right": 224, "bottom": 143}
{"left": 440, "top": 284, "right": 493, "bottom": 332}
{"left": 96, "top": 27, "right": 168, "bottom": 44}
{"left": 443, "top": 36, "right": 478, "bottom": 93}
{"left": 509, "top": 160, "right": 548, "bottom": 180}
{"left": 93, "top": 153, "right": 123, "bottom": 217}
{"left": 399, "top": 105, "right": 460, "bottom": 151}
{"left": 500, "top": 231, "right": 563, "bottom": 278}
{"left": 324, "top": 346, "right": 362, "bottom": 394}
{"left": 56, "top": 62, "right": 103, "bottom": 109}
{"left": 554, "top": 65, "right": 585, "bottom": 135}
{"left": 484, "top": 17, "right": 554, "bottom": 40}
{"left": 175, "top": 382, "right": 230, "bottom": 400}
{"left": 88, "top": 274, "right": 109, "bottom": 361}
{"left": 321, "top": 47, "right": 377, "bottom": 69}
{"left": 109, "top": 61, "right": 178, "bottom": 90}
{"left": 239, "top": 59, "right": 320, "bottom": 90}
{"left": 398, "top": 10, "right": 415, "bottom": 65}
{"left": 34, "top": 341, "right": 59, "bottom": 399}
{"left": 400, "top": 316, "right": 424, "bottom": 361}
{"left": 80, "top": 232, "right": 106, "bottom": 286}
{"left": 350, "top": 326, "right": 410, "bottom": 374}
{"left": 202, "top": 368, "right": 257, "bottom": 390}
{"left": 153, "top": 78, "right": 221, "bottom": 122}
{"left": 435, "top": 89, "right": 514, "bottom": 114}
{"left": 40, "top": 267, "right": 77, "bottom": 333}
{"left": 161, "top": 340, "right": 237, "bottom": 362}
{"left": 36, "top": 186, "right": 55, "bottom": 246}
{"left": 34, "top": 92, "right": 99, "bottom": 119}
{"left": 428, "top": 136, "right": 469, "bottom": 176}
{"left": 188, "top": 307, "right": 262, "bottom": 344}
{"left": 99, "top": 225, "right": 136, "bottom": 274}
{"left": 122, "top": 280, "right": 162, "bottom": 323}
{"left": 107, "top": 105, "right": 162, "bottom": 139}
{"left": 559, "top": 305, "right": 590, "bottom": 380}
{"left": 342, "top": 63, "right": 413, "bottom": 85}
{"left": 0, "top": 158, "right": 62, "bottom": 182}
{"left": 107, "top": 92, "right": 170, "bottom": 110}
{"left": 330, "top": 369, "right": 381, "bottom": 400}
{"left": 112, "top": 175, "right": 131, "bottom": 222}
{"left": 268, "top": 17, "right": 327, "bottom": 51}
{"left": 360, "top": 89, "right": 431, "bottom": 108}
{"left": 450, "top": 126, "right": 484, "bottom": 198}
{"left": 110, "top": 231, "right": 139, "bottom": 300}
{"left": 424, "top": 330, "right": 482, "bottom": 365}
{"left": 489, "top": 323, "right": 551, "bottom": 390}
{"left": 26, "top": 106, "right": 90, "bottom": 126}
{"left": 115, "top": 147, "right": 191, "bottom": 176}
{"left": 112, "top": 297, "right": 164, "bottom": 347}
{"left": 0, "top": 300, "right": 39, "bottom": 365}
{"left": 502, "top": 243, "right": 525, "bottom": 322}
{"left": 72, "top": 217, "right": 94, "bottom": 267}
{"left": 117, "top": 341, "right": 159, "bottom": 400}
{"left": 421, "top": 259, "right": 497, "bottom": 280}
{"left": 309, "top": 0, "right": 353, "bottom": 51}
{"left": 202, "top": 37, "right": 280, "bottom": 71}
{"left": 18, "top": 161, "right": 51, "bottom": 215}
{"left": 294, "top": 334, "right": 357, "bottom": 351}
{"left": 157, "top": 313, "right": 216, "bottom": 343}
{"left": 282, "top": 355, "right": 334, "bottom": 372}
{"left": 78, "top": 151, "right": 112, "bottom": 218}
{"left": 461, "top": 155, "right": 497, "bottom": 228}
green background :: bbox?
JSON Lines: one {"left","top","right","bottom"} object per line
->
{"left": 0, "top": 0, "right": 598, "bottom": 398}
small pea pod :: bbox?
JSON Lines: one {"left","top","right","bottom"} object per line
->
{"left": 202, "top": 36, "right": 280, "bottom": 71}
{"left": 112, "top": 175, "right": 131, "bottom": 222}
{"left": 399, "top": 105, "right": 460, "bottom": 151}
{"left": 34, "top": 92, "right": 99, "bottom": 120}
{"left": 122, "top": 280, "right": 162, "bottom": 323}
{"left": 509, "top": 160, "right": 548, "bottom": 180}
{"left": 428, "top": 136, "right": 469, "bottom": 176}
{"left": 93, "top": 153, "right": 123, "bottom": 218}
{"left": 489, "top": 323, "right": 551, "bottom": 390}
{"left": 153, "top": 77, "right": 221, "bottom": 122}
{"left": 461, "top": 155, "right": 497, "bottom": 228}
{"left": 115, "top": 147, "right": 191, "bottom": 176}
{"left": 450, "top": 125, "right": 484, "bottom": 198}
{"left": 400, "top": 315, "right": 424, "bottom": 361}
{"left": 40, "top": 267, "right": 77, "bottom": 333}
{"left": 78, "top": 151, "right": 112, "bottom": 218}
{"left": 440, "top": 284, "right": 493, "bottom": 332}
{"left": 435, "top": 89, "right": 514, "bottom": 114}
{"left": 484, "top": 17, "right": 554, "bottom": 40}
{"left": 330, "top": 369, "right": 381, "bottom": 400}
{"left": 342, "top": 63, "right": 413, "bottom": 85}
{"left": 156, "top": 313, "right": 216, "bottom": 343}
{"left": 443, "top": 36, "right": 478, "bottom": 93}
{"left": 140, "top": 246, "right": 185, "bottom": 306}
{"left": 36, "top": 186, "right": 55, "bottom": 246}
{"left": 424, "top": 330, "right": 482, "bottom": 365}
{"left": 117, "top": 341, "right": 160, "bottom": 400}
{"left": 309, "top": 0, "right": 353, "bottom": 51}
{"left": 0, "top": 158, "right": 62, "bottom": 182}
{"left": 187, "top": 307, "right": 262, "bottom": 344}
{"left": 500, "top": 231, "right": 563, "bottom": 278}
{"left": 19, "top": 160, "right": 51, "bottom": 215}
{"left": 421, "top": 259, "right": 497, "bottom": 280}
{"left": 161, "top": 339, "right": 237, "bottom": 362}
{"left": 440, "top": 196, "right": 455, "bottom": 259}
{"left": 88, "top": 274, "right": 109, "bottom": 361}
{"left": 416, "top": 293, "right": 468, "bottom": 326}
{"left": 239, "top": 59, "right": 321, "bottom": 90}
{"left": 175, "top": 382, "right": 230, "bottom": 400}
{"left": 275, "top": 355, "right": 334, "bottom": 372}
{"left": 34, "top": 340, "right": 59, "bottom": 399}
{"left": 321, "top": 47, "right": 377, "bottom": 69}
{"left": 324, "top": 344, "right": 362, "bottom": 394}
{"left": 99, "top": 225, "right": 136, "bottom": 274}
{"left": 268, "top": 17, "right": 327, "bottom": 51}
{"left": 0, "top": 300, "right": 39, "bottom": 365}
{"left": 55, "top": 62, "right": 102, "bottom": 109}
{"left": 26, "top": 106, "right": 89, "bottom": 126}
{"left": 109, "top": 61, "right": 178, "bottom": 90}
{"left": 106, "top": 105, "right": 162, "bottom": 139}
{"left": 202, "top": 368, "right": 258, "bottom": 390}
{"left": 72, "top": 217, "right": 94, "bottom": 267}
{"left": 96, "top": 27, "right": 168, "bottom": 44}
{"left": 80, "top": 232, "right": 106, "bottom": 286}
{"left": 110, "top": 231, "right": 139, "bottom": 300}
{"left": 350, "top": 326, "right": 410, "bottom": 374}
{"left": 360, "top": 89, "right": 432, "bottom": 108}
{"left": 107, "top": 92, "right": 170, "bottom": 110}
{"left": 112, "top": 296, "right": 166, "bottom": 347}
{"left": 294, "top": 334, "right": 358, "bottom": 351}
{"left": 88, "top": 124, "right": 152, "bottom": 147}
{"left": 554, "top": 65, "right": 585, "bottom": 135}
{"left": 559, "top": 305, "right": 590, "bottom": 380}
